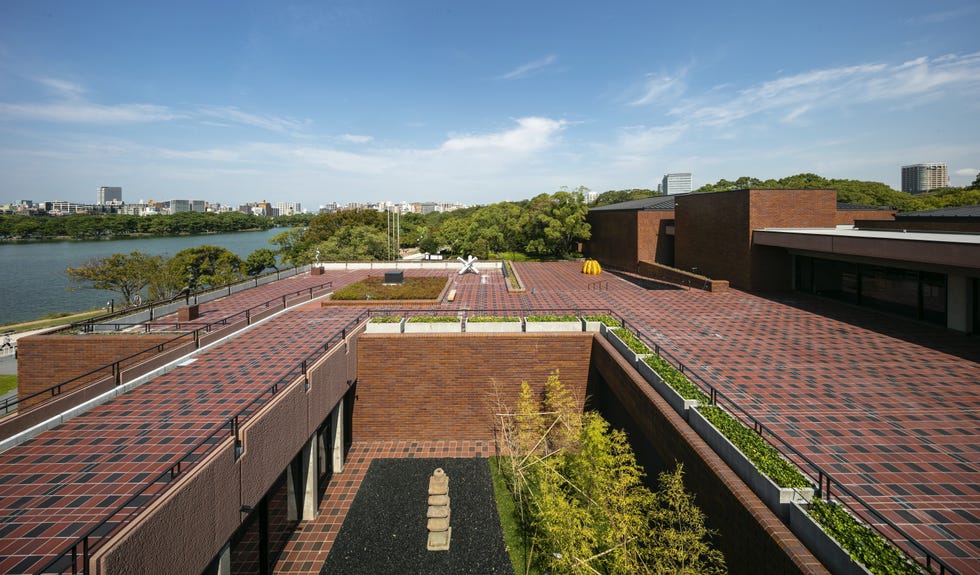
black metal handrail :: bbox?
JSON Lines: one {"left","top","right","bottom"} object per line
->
{"left": 615, "top": 315, "right": 957, "bottom": 575}
{"left": 29, "top": 306, "right": 957, "bottom": 575}
{"left": 1, "top": 281, "right": 332, "bottom": 417}
{"left": 35, "top": 309, "right": 369, "bottom": 575}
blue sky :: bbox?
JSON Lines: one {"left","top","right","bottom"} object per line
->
{"left": 1, "top": 1, "right": 978, "bottom": 209}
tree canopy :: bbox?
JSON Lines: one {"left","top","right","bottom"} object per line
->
{"left": 590, "top": 188, "right": 660, "bottom": 207}
{"left": 66, "top": 251, "right": 166, "bottom": 306}
{"left": 692, "top": 172, "right": 980, "bottom": 211}
{"left": 496, "top": 373, "right": 726, "bottom": 575}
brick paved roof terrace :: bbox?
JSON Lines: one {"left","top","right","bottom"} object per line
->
{"left": 0, "top": 262, "right": 976, "bottom": 574}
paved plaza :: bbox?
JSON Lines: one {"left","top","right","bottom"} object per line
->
{"left": 0, "top": 263, "right": 976, "bottom": 574}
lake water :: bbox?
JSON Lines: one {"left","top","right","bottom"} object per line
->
{"left": 0, "top": 228, "right": 291, "bottom": 325}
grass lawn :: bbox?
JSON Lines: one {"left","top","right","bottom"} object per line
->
{"left": 490, "top": 456, "right": 541, "bottom": 575}
{"left": 330, "top": 276, "right": 447, "bottom": 301}
{"left": 1, "top": 308, "right": 106, "bottom": 333}
{"left": 0, "top": 375, "right": 17, "bottom": 396}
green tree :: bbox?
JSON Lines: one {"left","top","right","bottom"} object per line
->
{"left": 310, "top": 224, "right": 389, "bottom": 261}
{"left": 523, "top": 189, "right": 592, "bottom": 259}
{"left": 244, "top": 248, "right": 279, "bottom": 276}
{"left": 166, "top": 245, "right": 244, "bottom": 291}
{"left": 498, "top": 374, "right": 725, "bottom": 575}
{"left": 644, "top": 465, "right": 726, "bottom": 575}
{"left": 66, "top": 251, "right": 166, "bottom": 305}
{"left": 591, "top": 189, "right": 660, "bottom": 207}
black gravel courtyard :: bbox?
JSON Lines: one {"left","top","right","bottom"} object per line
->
{"left": 320, "top": 457, "right": 514, "bottom": 575}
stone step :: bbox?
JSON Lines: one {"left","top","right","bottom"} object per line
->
{"left": 427, "top": 505, "right": 450, "bottom": 519}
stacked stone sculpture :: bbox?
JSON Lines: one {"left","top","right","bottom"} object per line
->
{"left": 426, "top": 468, "right": 451, "bottom": 551}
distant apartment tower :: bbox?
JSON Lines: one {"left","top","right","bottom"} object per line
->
{"left": 167, "top": 199, "right": 206, "bottom": 213}
{"left": 901, "top": 163, "right": 947, "bottom": 194}
{"left": 662, "top": 173, "right": 692, "bottom": 195}
{"left": 98, "top": 186, "right": 122, "bottom": 204}
{"left": 274, "top": 202, "right": 302, "bottom": 216}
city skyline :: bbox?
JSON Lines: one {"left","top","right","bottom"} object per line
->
{"left": 1, "top": 1, "right": 978, "bottom": 208}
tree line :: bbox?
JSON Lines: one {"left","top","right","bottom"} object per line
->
{"left": 0, "top": 211, "right": 314, "bottom": 240}
{"left": 272, "top": 188, "right": 593, "bottom": 266}
{"left": 589, "top": 173, "right": 980, "bottom": 212}
{"left": 64, "top": 188, "right": 594, "bottom": 305}
{"left": 66, "top": 246, "right": 279, "bottom": 306}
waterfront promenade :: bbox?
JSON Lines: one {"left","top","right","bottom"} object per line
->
{"left": 0, "top": 263, "right": 976, "bottom": 574}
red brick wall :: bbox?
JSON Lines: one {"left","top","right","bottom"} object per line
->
{"left": 585, "top": 211, "right": 638, "bottom": 269}
{"left": 354, "top": 333, "right": 594, "bottom": 441}
{"left": 675, "top": 189, "right": 841, "bottom": 291}
{"left": 675, "top": 191, "right": 753, "bottom": 288}
{"left": 637, "top": 211, "right": 675, "bottom": 265}
{"left": 18, "top": 334, "right": 186, "bottom": 407}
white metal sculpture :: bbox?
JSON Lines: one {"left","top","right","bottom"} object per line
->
{"left": 457, "top": 255, "right": 479, "bottom": 275}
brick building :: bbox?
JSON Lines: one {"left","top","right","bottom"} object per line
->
{"left": 585, "top": 189, "right": 979, "bottom": 333}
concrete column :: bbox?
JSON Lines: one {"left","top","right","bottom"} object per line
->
{"left": 287, "top": 436, "right": 319, "bottom": 521}
{"left": 331, "top": 398, "right": 345, "bottom": 473}
{"left": 947, "top": 274, "right": 970, "bottom": 332}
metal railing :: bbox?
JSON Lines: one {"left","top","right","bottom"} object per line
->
{"left": 26, "top": 306, "right": 956, "bottom": 575}
{"left": 1, "top": 281, "right": 332, "bottom": 417}
{"left": 614, "top": 314, "right": 957, "bottom": 575}
{"left": 35, "top": 309, "right": 368, "bottom": 575}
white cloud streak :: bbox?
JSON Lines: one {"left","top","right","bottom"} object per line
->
{"left": 629, "top": 72, "right": 686, "bottom": 106}
{"left": 498, "top": 54, "right": 557, "bottom": 80}
{"left": 668, "top": 52, "right": 980, "bottom": 128}
{"left": 0, "top": 101, "right": 180, "bottom": 124}
{"left": 198, "top": 106, "right": 310, "bottom": 135}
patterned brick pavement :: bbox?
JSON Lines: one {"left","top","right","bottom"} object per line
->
{"left": 512, "top": 261, "right": 980, "bottom": 574}
{"left": 1, "top": 263, "right": 976, "bottom": 574}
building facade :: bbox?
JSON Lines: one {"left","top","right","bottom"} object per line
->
{"left": 97, "top": 186, "right": 122, "bottom": 204}
{"left": 901, "top": 163, "right": 947, "bottom": 194}
{"left": 661, "top": 173, "right": 692, "bottom": 195}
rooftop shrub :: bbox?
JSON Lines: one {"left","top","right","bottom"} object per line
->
{"left": 405, "top": 315, "right": 460, "bottom": 323}
{"left": 583, "top": 314, "right": 620, "bottom": 326}
{"left": 468, "top": 316, "right": 520, "bottom": 322}
{"left": 697, "top": 404, "right": 810, "bottom": 488}
{"left": 611, "top": 327, "right": 653, "bottom": 355}
{"left": 642, "top": 354, "right": 710, "bottom": 403}
{"left": 807, "top": 500, "right": 923, "bottom": 575}
{"left": 526, "top": 314, "right": 579, "bottom": 322}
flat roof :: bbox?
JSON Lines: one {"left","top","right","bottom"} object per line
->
{"left": 757, "top": 226, "right": 980, "bottom": 245}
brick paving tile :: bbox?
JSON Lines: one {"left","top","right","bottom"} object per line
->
{"left": 2, "top": 263, "right": 977, "bottom": 574}
{"left": 513, "top": 261, "right": 980, "bottom": 575}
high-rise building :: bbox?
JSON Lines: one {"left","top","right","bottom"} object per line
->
{"left": 274, "top": 202, "right": 302, "bottom": 216}
{"left": 98, "top": 186, "right": 122, "bottom": 204}
{"left": 662, "top": 173, "right": 692, "bottom": 195}
{"left": 901, "top": 163, "right": 947, "bottom": 194}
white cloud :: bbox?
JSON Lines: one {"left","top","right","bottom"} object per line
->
{"left": 36, "top": 77, "right": 87, "bottom": 99}
{"left": 440, "top": 117, "right": 565, "bottom": 153}
{"left": 0, "top": 76, "right": 179, "bottom": 124}
{"left": 498, "top": 54, "right": 557, "bottom": 80}
{"left": 0, "top": 101, "right": 179, "bottom": 124}
{"left": 629, "top": 72, "right": 686, "bottom": 106}
{"left": 339, "top": 134, "right": 373, "bottom": 144}
{"left": 955, "top": 168, "right": 978, "bottom": 176}
{"left": 668, "top": 53, "right": 980, "bottom": 128}
{"left": 198, "top": 106, "right": 310, "bottom": 135}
